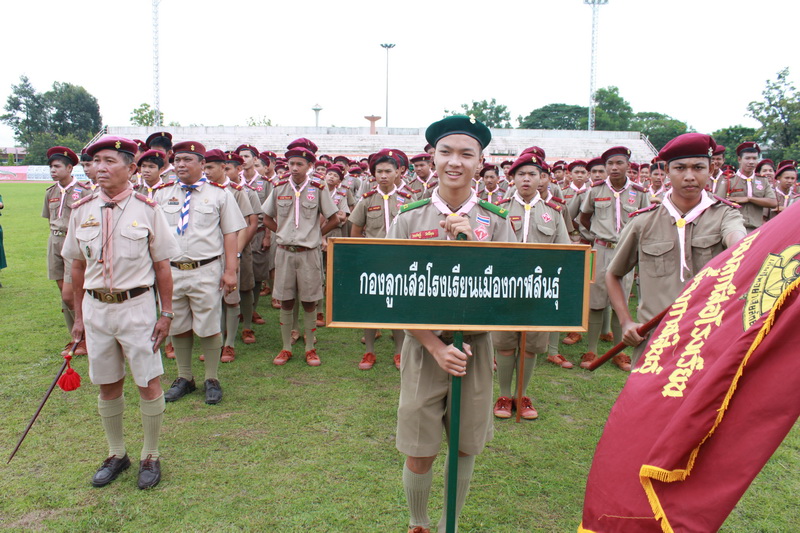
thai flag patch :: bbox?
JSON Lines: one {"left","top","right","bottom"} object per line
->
{"left": 476, "top": 214, "right": 490, "bottom": 226}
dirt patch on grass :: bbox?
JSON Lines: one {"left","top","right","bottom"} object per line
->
{"left": 2, "top": 508, "right": 67, "bottom": 530}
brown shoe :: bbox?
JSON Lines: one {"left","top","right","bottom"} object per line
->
{"left": 358, "top": 352, "right": 376, "bottom": 370}
{"left": 260, "top": 285, "right": 271, "bottom": 296}
{"left": 221, "top": 345, "right": 235, "bottom": 363}
{"left": 164, "top": 342, "right": 175, "bottom": 359}
{"left": 72, "top": 339, "right": 88, "bottom": 356}
{"left": 273, "top": 349, "right": 292, "bottom": 365}
{"left": 271, "top": 298, "right": 281, "bottom": 309}
{"left": 394, "top": 353, "right": 401, "bottom": 370}
{"left": 516, "top": 397, "right": 539, "bottom": 420}
{"left": 580, "top": 352, "right": 597, "bottom": 369}
{"left": 408, "top": 528, "right": 431, "bottom": 533}
{"left": 316, "top": 312, "right": 325, "bottom": 327}
{"left": 612, "top": 353, "right": 632, "bottom": 372}
{"left": 199, "top": 353, "right": 205, "bottom": 361}
{"left": 305, "top": 349, "right": 321, "bottom": 366}
{"left": 562, "top": 331, "right": 582, "bottom": 345}
{"left": 241, "top": 328, "right": 256, "bottom": 344}
{"left": 546, "top": 354, "right": 573, "bottom": 369}
{"left": 599, "top": 332, "right": 614, "bottom": 343}
{"left": 291, "top": 330, "right": 301, "bottom": 345}
{"left": 493, "top": 396, "right": 513, "bottom": 419}
{"left": 252, "top": 312, "right": 266, "bottom": 325}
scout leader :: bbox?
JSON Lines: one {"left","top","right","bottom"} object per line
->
{"left": 153, "top": 142, "right": 246, "bottom": 405}
{"left": 492, "top": 152, "right": 571, "bottom": 421}
{"left": 44, "top": 146, "right": 92, "bottom": 356}
{"left": 476, "top": 163, "right": 506, "bottom": 205}
{"left": 349, "top": 148, "right": 413, "bottom": 371}
{"left": 607, "top": 133, "right": 746, "bottom": 366}
{"left": 579, "top": 146, "right": 650, "bottom": 371}
{"left": 726, "top": 142, "right": 777, "bottom": 232}
{"left": 387, "top": 115, "right": 514, "bottom": 533}
{"left": 64, "top": 136, "right": 179, "bottom": 490}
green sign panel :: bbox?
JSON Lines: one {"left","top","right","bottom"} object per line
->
{"left": 326, "top": 238, "right": 593, "bottom": 331}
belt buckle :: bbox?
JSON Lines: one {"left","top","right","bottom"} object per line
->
{"left": 101, "top": 292, "right": 122, "bottom": 303}
{"left": 178, "top": 262, "right": 194, "bottom": 270}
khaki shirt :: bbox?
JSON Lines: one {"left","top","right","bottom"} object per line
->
{"left": 726, "top": 174, "right": 776, "bottom": 230}
{"left": 228, "top": 182, "right": 256, "bottom": 218}
{"left": 407, "top": 176, "right": 438, "bottom": 200}
{"left": 263, "top": 177, "right": 339, "bottom": 248}
{"left": 565, "top": 186, "right": 592, "bottom": 242}
{"left": 477, "top": 186, "right": 506, "bottom": 205}
{"left": 707, "top": 173, "right": 728, "bottom": 197}
{"left": 580, "top": 180, "right": 650, "bottom": 243}
{"left": 501, "top": 196, "right": 571, "bottom": 245}
{"left": 387, "top": 197, "right": 514, "bottom": 243}
{"left": 350, "top": 189, "right": 413, "bottom": 238}
{"left": 153, "top": 179, "right": 246, "bottom": 262}
{"left": 62, "top": 193, "right": 180, "bottom": 291}
{"left": 608, "top": 201, "right": 745, "bottom": 323}
{"left": 244, "top": 175, "right": 273, "bottom": 205}
{"left": 42, "top": 180, "right": 92, "bottom": 233}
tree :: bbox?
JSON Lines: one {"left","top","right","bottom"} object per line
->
{"left": 710, "top": 125, "right": 758, "bottom": 166}
{"left": 24, "top": 132, "right": 87, "bottom": 165}
{"left": 246, "top": 115, "right": 273, "bottom": 127}
{"left": 631, "top": 112, "right": 691, "bottom": 151}
{"left": 593, "top": 86, "right": 633, "bottom": 131}
{"left": 518, "top": 103, "right": 588, "bottom": 130}
{"left": 45, "top": 82, "right": 101, "bottom": 138}
{"left": 1, "top": 75, "right": 50, "bottom": 147}
{"left": 747, "top": 67, "right": 800, "bottom": 161}
{"left": 130, "top": 102, "right": 164, "bottom": 126}
{"left": 444, "top": 98, "right": 512, "bottom": 128}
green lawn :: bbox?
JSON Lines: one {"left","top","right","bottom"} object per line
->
{"left": 0, "top": 182, "right": 796, "bottom": 532}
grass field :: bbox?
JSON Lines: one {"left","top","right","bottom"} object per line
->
{"left": 0, "top": 182, "right": 797, "bottom": 532}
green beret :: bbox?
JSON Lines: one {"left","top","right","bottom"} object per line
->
{"left": 425, "top": 115, "right": 492, "bottom": 150}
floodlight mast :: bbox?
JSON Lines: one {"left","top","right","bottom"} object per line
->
{"left": 153, "top": 0, "right": 162, "bottom": 127}
{"left": 585, "top": 0, "right": 608, "bottom": 131}
{"left": 380, "top": 44, "right": 396, "bottom": 128}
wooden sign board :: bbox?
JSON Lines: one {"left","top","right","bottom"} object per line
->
{"left": 325, "top": 238, "right": 593, "bottom": 331}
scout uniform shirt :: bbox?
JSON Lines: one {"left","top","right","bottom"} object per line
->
{"left": 406, "top": 175, "right": 438, "bottom": 200}
{"left": 263, "top": 176, "right": 339, "bottom": 249}
{"left": 766, "top": 187, "right": 799, "bottom": 220}
{"left": 43, "top": 178, "right": 92, "bottom": 236}
{"left": 580, "top": 178, "right": 650, "bottom": 244}
{"left": 500, "top": 192, "right": 570, "bottom": 245}
{"left": 477, "top": 184, "right": 507, "bottom": 205}
{"left": 565, "top": 183, "right": 592, "bottom": 244}
{"left": 707, "top": 171, "right": 728, "bottom": 197}
{"left": 647, "top": 184, "right": 668, "bottom": 203}
{"left": 244, "top": 172, "right": 273, "bottom": 205}
{"left": 726, "top": 172, "right": 776, "bottom": 231}
{"left": 153, "top": 177, "right": 246, "bottom": 262}
{"left": 349, "top": 188, "right": 413, "bottom": 238}
{"left": 135, "top": 178, "right": 166, "bottom": 200}
{"left": 325, "top": 184, "right": 351, "bottom": 239}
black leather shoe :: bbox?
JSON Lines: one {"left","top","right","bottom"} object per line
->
{"left": 91, "top": 454, "right": 131, "bottom": 487}
{"left": 164, "top": 377, "right": 196, "bottom": 402}
{"left": 204, "top": 379, "right": 223, "bottom": 405}
{"left": 137, "top": 455, "right": 161, "bottom": 489}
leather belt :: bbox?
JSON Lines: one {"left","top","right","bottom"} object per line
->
{"left": 595, "top": 239, "right": 617, "bottom": 249}
{"left": 52, "top": 230, "right": 66, "bottom": 237}
{"left": 579, "top": 238, "right": 592, "bottom": 245}
{"left": 170, "top": 257, "right": 219, "bottom": 270}
{"left": 88, "top": 286, "right": 150, "bottom": 304}
{"left": 279, "top": 245, "right": 312, "bottom": 252}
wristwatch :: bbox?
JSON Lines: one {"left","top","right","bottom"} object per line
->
{"left": 160, "top": 311, "right": 174, "bottom": 319}
{"left": 236, "top": 252, "right": 242, "bottom": 259}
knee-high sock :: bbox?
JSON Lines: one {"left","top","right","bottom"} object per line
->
{"left": 200, "top": 334, "right": 222, "bottom": 380}
{"left": 496, "top": 352, "right": 517, "bottom": 398}
{"left": 251, "top": 285, "right": 261, "bottom": 313}
{"left": 292, "top": 301, "right": 300, "bottom": 331}
{"left": 62, "top": 301, "right": 74, "bottom": 333}
{"left": 602, "top": 306, "right": 611, "bottom": 335}
{"left": 520, "top": 353, "right": 536, "bottom": 398}
{"left": 587, "top": 310, "right": 604, "bottom": 354}
{"left": 392, "top": 329, "right": 405, "bottom": 354}
{"left": 224, "top": 304, "right": 240, "bottom": 347}
{"left": 547, "top": 331, "right": 559, "bottom": 356}
{"left": 140, "top": 393, "right": 164, "bottom": 460}
{"left": 403, "top": 463, "right": 432, "bottom": 529}
{"left": 303, "top": 310, "right": 316, "bottom": 352}
{"left": 98, "top": 395, "right": 126, "bottom": 457}
{"left": 279, "top": 308, "right": 293, "bottom": 351}
{"left": 364, "top": 329, "right": 377, "bottom": 353}
{"left": 172, "top": 335, "right": 194, "bottom": 380}
{"left": 438, "top": 454, "right": 476, "bottom": 533}
{"left": 611, "top": 311, "right": 623, "bottom": 346}
{"left": 240, "top": 290, "right": 254, "bottom": 330}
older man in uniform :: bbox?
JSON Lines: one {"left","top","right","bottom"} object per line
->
{"left": 44, "top": 146, "right": 92, "bottom": 356}
{"left": 387, "top": 116, "right": 514, "bottom": 533}
{"left": 607, "top": 133, "right": 746, "bottom": 366}
{"left": 154, "top": 141, "right": 245, "bottom": 404}
{"left": 64, "top": 136, "right": 179, "bottom": 489}
{"left": 727, "top": 142, "right": 777, "bottom": 232}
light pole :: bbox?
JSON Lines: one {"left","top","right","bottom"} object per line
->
{"left": 152, "top": 0, "right": 162, "bottom": 126}
{"left": 312, "top": 103, "right": 322, "bottom": 128}
{"left": 380, "top": 43, "right": 395, "bottom": 128}
{"left": 584, "top": 0, "right": 608, "bottom": 131}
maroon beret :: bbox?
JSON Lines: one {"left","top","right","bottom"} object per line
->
{"left": 133, "top": 139, "right": 147, "bottom": 151}
{"left": 552, "top": 162, "right": 567, "bottom": 172}
{"left": 328, "top": 164, "right": 345, "bottom": 178}
{"left": 359, "top": 161, "right": 369, "bottom": 169}
{"left": 587, "top": 157, "right": 605, "bottom": 170}
{"left": 258, "top": 151, "right": 277, "bottom": 163}
{"left": 394, "top": 149, "right": 409, "bottom": 169}
{"left": 658, "top": 133, "right": 716, "bottom": 163}
{"left": 736, "top": 141, "right": 761, "bottom": 156}
{"left": 315, "top": 160, "right": 332, "bottom": 169}
{"left": 86, "top": 137, "right": 138, "bottom": 158}
{"left": 348, "top": 165, "right": 363, "bottom": 174}
{"left": 47, "top": 146, "right": 79, "bottom": 165}
{"left": 479, "top": 164, "right": 499, "bottom": 177}
{"left": 172, "top": 141, "right": 206, "bottom": 157}
{"left": 318, "top": 154, "right": 332, "bottom": 161}
{"left": 410, "top": 153, "right": 432, "bottom": 164}
{"left": 520, "top": 146, "right": 546, "bottom": 160}
{"left": 629, "top": 162, "right": 640, "bottom": 170}
{"left": 778, "top": 159, "right": 797, "bottom": 169}
{"left": 138, "top": 149, "right": 166, "bottom": 166}
{"left": 601, "top": 146, "right": 632, "bottom": 162}
{"left": 333, "top": 155, "right": 350, "bottom": 164}
{"left": 369, "top": 148, "right": 403, "bottom": 175}
{"left": 287, "top": 137, "right": 318, "bottom": 154}
{"left": 508, "top": 153, "right": 546, "bottom": 176}
{"left": 275, "top": 161, "right": 288, "bottom": 171}
{"left": 500, "top": 160, "right": 514, "bottom": 167}
{"left": 756, "top": 159, "right": 775, "bottom": 173}
{"left": 423, "top": 143, "right": 433, "bottom": 152}
{"left": 567, "top": 160, "right": 588, "bottom": 172}
{"left": 775, "top": 164, "right": 798, "bottom": 178}
{"left": 235, "top": 144, "right": 260, "bottom": 157}
{"left": 203, "top": 149, "right": 226, "bottom": 163}
{"left": 285, "top": 147, "right": 316, "bottom": 164}
{"left": 713, "top": 144, "right": 726, "bottom": 156}
{"left": 145, "top": 131, "right": 173, "bottom": 148}
{"left": 225, "top": 152, "right": 245, "bottom": 165}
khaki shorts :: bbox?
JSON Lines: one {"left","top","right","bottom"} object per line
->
{"left": 83, "top": 290, "right": 164, "bottom": 388}
{"left": 590, "top": 244, "right": 634, "bottom": 310}
{"left": 171, "top": 259, "right": 223, "bottom": 337}
{"left": 396, "top": 332, "right": 494, "bottom": 457}
{"left": 492, "top": 330, "right": 548, "bottom": 353}
{"left": 239, "top": 244, "right": 255, "bottom": 292}
{"left": 48, "top": 235, "right": 72, "bottom": 283}
{"left": 251, "top": 230, "right": 270, "bottom": 282}
{"left": 272, "top": 246, "right": 323, "bottom": 303}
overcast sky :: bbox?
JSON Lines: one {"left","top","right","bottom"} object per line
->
{"left": 2, "top": 0, "right": 798, "bottom": 146}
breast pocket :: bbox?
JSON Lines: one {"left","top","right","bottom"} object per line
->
{"left": 162, "top": 204, "right": 181, "bottom": 227}
{"left": 691, "top": 233, "right": 722, "bottom": 269}
{"left": 641, "top": 241, "right": 674, "bottom": 278}
{"left": 277, "top": 199, "right": 293, "bottom": 217}
{"left": 75, "top": 227, "right": 101, "bottom": 261}
{"left": 120, "top": 225, "right": 150, "bottom": 259}
{"left": 535, "top": 223, "right": 556, "bottom": 242}
{"left": 300, "top": 200, "right": 318, "bottom": 219}
{"left": 192, "top": 204, "right": 217, "bottom": 229}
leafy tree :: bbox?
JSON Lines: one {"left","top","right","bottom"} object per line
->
{"left": 746, "top": 67, "right": 800, "bottom": 161}
{"left": 593, "top": 86, "right": 633, "bottom": 131}
{"left": 246, "top": 115, "right": 273, "bottom": 127}
{"left": 631, "top": 112, "right": 691, "bottom": 151}
{"left": 710, "top": 125, "right": 758, "bottom": 166}
{"left": 25, "top": 132, "right": 86, "bottom": 165}
{"left": 1, "top": 75, "right": 50, "bottom": 147}
{"left": 45, "top": 82, "right": 101, "bottom": 138}
{"left": 518, "top": 103, "right": 587, "bottom": 130}
{"left": 445, "top": 98, "right": 512, "bottom": 128}
{"left": 130, "top": 102, "right": 164, "bottom": 126}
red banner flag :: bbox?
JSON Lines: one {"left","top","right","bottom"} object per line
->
{"left": 580, "top": 203, "right": 800, "bottom": 533}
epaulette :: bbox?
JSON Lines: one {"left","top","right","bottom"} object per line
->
{"left": 153, "top": 181, "right": 171, "bottom": 191}
{"left": 478, "top": 199, "right": 508, "bottom": 219}
{"left": 551, "top": 196, "right": 566, "bottom": 204}
{"left": 209, "top": 181, "right": 226, "bottom": 189}
{"left": 276, "top": 179, "right": 289, "bottom": 186}
{"left": 425, "top": 181, "right": 438, "bottom": 189}
{"left": 310, "top": 180, "right": 325, "bottom": 189}
{"left": 628, "top": 203, "right": 659, "bottom": 218}
{"left": 497, "top": 197, "right": 512, "bottom": 205}
{"left": 340, "top": 183, "right": 350, "bottom": 190}
{"left": 713, "top": 194, "right": 740, "bottom": 209}
{"left": 80, "top": 180, "right": 94, "bottom": 188}
{"left": 363, "top": 190, "right": 378, "bottom": 198}
{"left": 631, "top": 183, "right": 647, "bottom": 193}
{"left": 71, "top": 192, "right": 97, "bottom": 209}
{"left": 133, "top": 192, "right": 157, "bottom": 208}
{"left": 397, "top": 190, "right": 412, "bottom": 199}
{"left": 230, "top": 181, "right": 244, "bottom": 191}
{"left": 399, "top": 198, "right": 431, "bottom": 213}
{"left": 545, "top": 200, "right": 562, "bottom": 212}
{"left": 46, "top": 183, "right": 57, "bottom": 191}
{"left": 561, "top": 185, "right": 570, "bottom": 191}
{"left": 591, "top": 179, "right": 605, "bottom": 187}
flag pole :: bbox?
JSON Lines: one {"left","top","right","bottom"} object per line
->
{"left": 515, "top": 332, "right": 527, "bottom": 423}
{"left": 587, "top": 308, "right": 669, "bottom": 371}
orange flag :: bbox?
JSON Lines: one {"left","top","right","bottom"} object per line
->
{"left": 580, "top": 203, "right": 800, "bottom": 533}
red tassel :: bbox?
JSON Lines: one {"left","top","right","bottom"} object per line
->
{"left": 57, "top": 355, "right": 81, "bottom": 391}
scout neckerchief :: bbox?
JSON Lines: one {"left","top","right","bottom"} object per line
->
{"left": 379, "top": 185, "right": 398, "bottom": 231}
{"left": 484, "top": 185, "right": 499, "bottom": 205}
{"left": 144, "top": 178, "right": 163, "bottom": 199}
{"left": 649, "top": 184, "right": 666, "bottom": 199}
{"left": 98, "top": 184, "right": 134, "bottom": 291}
{"left": 709, "top": 171, "right": 723, "bottom": 194}
{"left": 178, "top": 177, "right": 207, "bottom": 235}
{"left": 735, "top": 170, "right": 754, "bottom": 197}
{"left": 57, "top": 178, "right": 78, "bottom": 218}
{"left": 513, "top": 190, "right": 542, "bottom": 242}
{"left": 776, "top": 187, "right": 793, "bottom": 207}
{"left": 570, "top": 182, "right": 587, "bottom": 194}
{"left": 661, "top": 190, "right": 715, "bottom": 282}
{"left": 160, "top": 164, "right": 174, "bottom": 178}
{"left": 288, "top": 176, "right": 309, "bottom": 228}
{"left": 431, "top": 188, "right": 479, "bottom": 240}
{"left": 605, "top": 177, "right": 632, "bottom": 233}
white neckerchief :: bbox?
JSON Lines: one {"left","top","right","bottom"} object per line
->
{"left": 649, "top": 184, "right": 665, "bottom": 198}
{"left": 570, "top": 182, "right": 587, "bottom": 193}
{"left": 661, "top": 190, "right": 716, "bottom": 282}
{"left": 380, "top": 186, "right": 398, "bottom": 230}
{"left": 606, "top": 177, "right": 632, "bottom": 232}
{"left": 736, "top": 170, "right": 754, "bottom": 197}
{"left": 57, "top": 178, "right": 78, "bottom": 218}
{"left": 776, "top": 187, "right": 792, "bottom": 207}
{"left": 144, "top": 178, "right": 163, "bottom": 199}
{"left": 513, "top": 191, "right": 542, "bottom": 242}
{"left": 431, "top": 188, "right": 479, "bottom": 240}
{"left": 484, "top": 185, "right": 499, "bottom": 204}
{"left": 288, "top": 177, "right": 309, "bottom": 228}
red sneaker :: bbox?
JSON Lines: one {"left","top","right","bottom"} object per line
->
{"left": 241, "top": 329, "right": 256, "bottom": 344}
{"left": 599, "top": 332, "right": 614, "bottom": 343}
{"left": 305, "top": 349, "right": 321, "bottom": 367}
{"left": 221, "top": 346, "right": 235, "bottom": 363}
{"left": 164, "top": 342, "right": 175, "bottom": 359}
{"left": 273, "top": 350, "right": 292, "bottom": 366}
{"left": 393, "top": 353, "right": 401, "bottom": 370}
{"left": 252, "top": 312, "right": 266, "bottom": 325}
{"left": 562, "top": 332, "right": 582, "bottom": 345}
{"left": 359, "top": 352, "right": 376, "bottom": 370}
{"left": 612, "top": 353, "right": 632, "bottom": 372}
{"left": 546, "top": 354, "right": 574, "bottom": 369}
{"left": 516, "top": 397, "right": 539, "bottom": 420}
{"left": 408, "top": 527, "right": 431, "bottom": 533}
{"left": 580, "top": 352, "right": 597, "bottom": 369}
{"left": 271, "top": 298, "right": 281, "bottom": 309}
{"left": 493, "top": 396, "right": 513, "bottom": 419}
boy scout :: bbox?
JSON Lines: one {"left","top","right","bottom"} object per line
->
{"left": 708, "top": 145, "right": 728, "bottom": 196}
{"left": 607, "top": 133, "right": 746, "bottom": 366}
{"left": 262, "top": 143, "right": 342, "bottom": 367}
{"left": 561, "top": 160, "right": 592, "bottom": 347}
{"left": 153, "top": 142, "right": 246, "bottom": 405}
{"left": 727, "top": 142, "right": 777, "bottom": 232}
{"left": 767, "top": 163, "right": 799, "bottom": 219}
{"left": 579, "top": 146, "right": 650, "bottom": 371}
{"left": 64, "top": 136, "right": 179, "bottom": 489}
{"left": 136, "top": 149, "right": 167, "bottom": 199}
{"left": 349, "top": 149, "right": 413, "bottom": 370}
{"left": 44, "top": 146, "right": 91, "bottom": 356}
{"left": 407, "top": 153, "right": 437, "bottom": 199}
{"left": 476, "top": 163, "right": 506, "bottom": 204}
{"left": 646, "top": 162, "right": 668, "bottom": 203}
{"left": 387, "top": 116, "right": 514, "bottom": 533}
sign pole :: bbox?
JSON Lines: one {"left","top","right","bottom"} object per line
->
{"left": 515, "top": 332, "right": 527, "bottom": 423}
